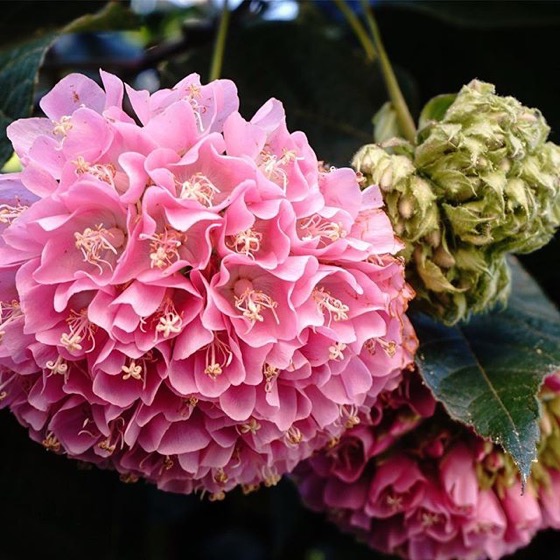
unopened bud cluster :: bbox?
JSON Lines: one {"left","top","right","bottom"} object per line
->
{"left": 354, "top": 80, "right": 560, "bottom": 324}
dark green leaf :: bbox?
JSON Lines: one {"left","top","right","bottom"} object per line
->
{"left": 412, "top": 258, "right": 560, "bottom": 483}
{"left": 163, "top": 22, "right": 419, "bottom": 166}
{"left": 417, "top": 93, "right": 456, "bottom": 129}
{"left": 0, "top": 34, "right": 56, "bottom": 168}
{"left": 63, "top": 1, "right": 140, "bottom": 34}
{"left": 0, "top": 2, "right": 140, "bottom": 169}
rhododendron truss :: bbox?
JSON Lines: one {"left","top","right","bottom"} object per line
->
{"left": 0, "top": 71, "right": 415, "bottom": 497}
{"left": 295, "top": 371, "right": 560, "bottom": 560}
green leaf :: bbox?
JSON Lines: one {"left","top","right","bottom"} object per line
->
{"left": 0, "top": 34, "right": 56, "bottom": 168}
{"left": 417, "top": 93, "right": 456, "bottom": 130}
{"left": 0, "top": 2, "right": 139, "bottom": 169}
{"left": 163, "top": 21, "right": 419, "bottom": 166}
{"left": 63, "top": 1, "right": 140, "bottom": 34}
{"left": 373, "top": 102, "right": 400, "bottom": 143}
{"left": 412, "top": 257, "right": 560, "bottom": 483}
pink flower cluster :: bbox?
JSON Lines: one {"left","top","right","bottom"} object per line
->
{"left": 0, "top": 71, "right": 415, "bottom": 496}
{"left": 295, "top": 372, "right": 560, "bottom": 560}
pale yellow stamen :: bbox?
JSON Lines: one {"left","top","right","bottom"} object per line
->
{"left": 0, "top": 300, "right": 22, "bottom": 342}
{"left": 386, "top": 494, "right": 403, "bottom": 511}
{"left": 262, "top": 466, "right": 281, "bottom": 487}
{"left": 155, "top": 310, "right": 183, "bottom": 338}
{"left": 73, "top": 156, "right": 117, "bottom": 187}
{"left": 300, "top": 215, "right": 347, "bottom": 243}
{"left": 263, "top": 363, "right": 279, "bottom": 393}
{"left": 339, "top": 404, "right": 360, "bottom": 429}
{"left": 258, "top": 148, "right": 299, "bottom": 190}
{"left": 234, "top": 284, "right": 279, "bottom": 325}
{"left": 313, "top": 287, "right": 349, "bottom": 326}
{"left": 328, "top": 341, "right": 347, "bottom": 361}
{"left": 0, "top": 203, "right": 28, "bottom": 224}
{"left": 140, "top": 229, "right": 184, "bottom": 270}
{"left": 46, "top": 355, "right": 69, "bottom": 377}
{"left": 285, "top": 425, "right": 303, "bottom": 446}
{"left": 421, "top": 511, "right": 441, "bottom": 528}
{"left": 42, "top": 431, "right": 61, "bottom": 452}
{"left": 213, "top": 468, "right": 229, "bottom": 485}
{"left": 122, "top": 359, "right": 143, "bottom": 381}
{"left": 60, "top": 309, "right": 96, "bottom": 354}
{"left": 238, "top": 417, "right": 261, "bottom": 435}
{"left": 204, "top": 334, "right": 232, "bottom": 378}
{"left": 364, "top": 338, "right": 397, "bottom": 357}
{"left": 178, "top": 173, "right": 219, "bottom": 206}
{"left": 53, "top": 115, "right": 73, "bottom": 136}
{"left": 75, "top": 223, "right": 124, "bottom": 273}
{"left": 227, "top": 228, "right": 262, "bottom": 258}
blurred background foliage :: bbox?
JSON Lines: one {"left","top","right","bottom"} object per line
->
{"left": 1, "top": 1, "right": 560, "bottom": 558}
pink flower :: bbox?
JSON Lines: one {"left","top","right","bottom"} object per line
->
{"left": 294, "top": 369, "right": 554, "bottom": 560}
{"left": 0, "top": 70, "right": 414, "bottom": 497}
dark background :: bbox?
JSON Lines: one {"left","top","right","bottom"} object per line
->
{"left": 1, "top": 1, "right": 560, "bottom": 559}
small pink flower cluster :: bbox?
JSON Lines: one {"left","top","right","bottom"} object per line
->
{"left": 0, "top": 71, "right": 415, "bottom": 496}
{"left": 295, "top": 372, "right": 560, "bottom": 560}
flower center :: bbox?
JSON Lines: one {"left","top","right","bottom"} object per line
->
{"left": 227, "top": 228, "right": 262, "bottom": 259}
{"left": 234, "top": 280, "right": 279, "bottom": 325}
{"left": 73, "top": 156, "right": 117, "bottom": 187}
{"left": 177, "top": 173, "right": 219, "bottom": 206}
{"left": 285, "top": 425, "right": 303, "bottom": 446}
{"left": 299, "top": 215, "right": 347, "bottom": 243}
{"left": 386, "top": 494, "right": 404, "bottom": 512}
{"left": 60, "top": 308, "right": 97, "bottom": 354}
{"left": 155, "top": 301, "right": 183, "bottom": 338}
{"left": 328, "top": 341, "right": 347, "bottom": 361}
{"left": 263, "top": 363, "right": 279, "bottom": 393}
{"left": 42, "top": 431, "right": 61, "bottom": 452}
{"left": 313, "top": 287, "right": 349, "bottom": 326}
{"left": 258, "top": 148, "right": 298, "bottom": 190}
{"left": 364, "top": 337, "right": 397, "bottom": 357}
{"left": 140, "top": 229, "right": 184, "bottom": 270}
{"left": 339, "top": 404, "right": 360, "bottom": 429}
{"left": 122, "top": 359, "right": 143, "bottom": 381}
{"left": 0, "top": 300, "right": 22, "bottom": 341}
{"left": 204, "top": 334, "right": 233, "bottom": 378}
{"left": 75, "top": 223, "right": 125, "bottom": 273}
{"left": 185, "top": 84, "right": 206, "bottom": 130}
{"left": 238, "top": 417, "right": 261, "bottom": 435}
{"left": 53, "top": 115, "right": 73, "bottom": 136}
{"left": 46, "top": 355, "right": 69, "bottom": 377}
{"left": 0, "top": 203, "right": 28, "bottom": 224}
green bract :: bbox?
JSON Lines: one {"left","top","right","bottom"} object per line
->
{"left": 353, "top": 144, "right": 439, "bottom": 260}
{"left": 354, "top": 80, "right": 560, "bottom": 325}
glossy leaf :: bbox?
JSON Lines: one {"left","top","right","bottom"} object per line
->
{"left": 0, "top": 34, "right": 56, "bottom": 168}
{"left": 413, "top": 258, "right": 560, "bottom": 482}
{"left": 0, "top": 2, "right": 139, "bottom": 169}
{"left": 63, "top": 1, "right": 140, "bottom": 34}
{"left": 417, "top": 93, "right": 456, "bottom": 129}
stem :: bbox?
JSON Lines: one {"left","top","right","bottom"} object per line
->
{"left": 333, "top": 0, "right": 376, "bottom": 62}
{"left": 360, "top": 1, "right": 417, "bottom": 143}
{"left": 209, "top": 0, "right": 231, "bottom": 81}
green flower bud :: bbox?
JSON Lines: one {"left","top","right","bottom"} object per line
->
{"left": 410, "top": 242, "right": 510, "bottom": 325}
{"left": 352, "top": 144, "right": 439, "bottom": 260}
{"left": 416, "top": 80, "right": 560, "bottom": 254}
{"left": 354, "top": 81, "right": 560, "bottom": 325}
